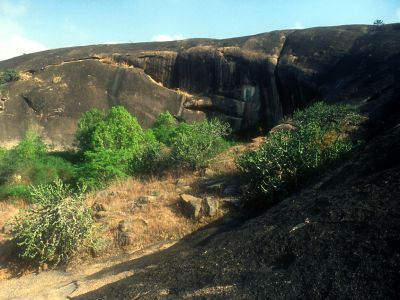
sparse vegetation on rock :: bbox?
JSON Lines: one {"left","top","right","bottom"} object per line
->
{"left": 237, "top": 102, "right": 363, "bottom": 209}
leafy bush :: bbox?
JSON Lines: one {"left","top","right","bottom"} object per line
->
{"left": 170, "top": 118, "right": 231, "bottom": 169}
{"left": 76, "top": 106, "right": 148, "bottom": 186}
{"left": 0, "top": 131, "right": 75, "bottom": 200}
{"left": 237, "top": 102, "right": 362, "bottom": 208}
{"left": 11, "top": 179, "right": 93, "bottom": 265}
{"left": 0, "top": 69, "right": 19, "bottom": 85}
{"left": 151, "top": 111, "right": 178, "bottom": 146}
{"left": 129, "top": 130, "right": 163, "bottom": 175}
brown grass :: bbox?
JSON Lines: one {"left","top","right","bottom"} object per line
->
{"left": 85, "top": 175, "right": 221, "bottom": 256}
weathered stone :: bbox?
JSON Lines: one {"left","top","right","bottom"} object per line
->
{"left": 180, "top": 194, "right": 203, "bottom": 219}
{"left": 221, "top": 197, "right": 242, "bottom": 208}
{"left": 270, "top": 123, "right": 297, "bottom": 134}
{"left": 202, "top": 197, "right": 219, "bottom": 217}
{"left": 136, "top": 196, "right": 157, "bottom": 205}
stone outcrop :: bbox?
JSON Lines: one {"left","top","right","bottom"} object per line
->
{"left": 0, "top": 24, "right": 399, "bottom": 147}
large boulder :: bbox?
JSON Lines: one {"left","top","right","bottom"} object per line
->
{"left": 0, "top": 24, "right": 398, "bottom": 148}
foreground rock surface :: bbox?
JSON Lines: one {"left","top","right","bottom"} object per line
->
{"left": 73, "top": 100, "right": 400, "bottom": 299}
{"left": 0, "top": 24, "right": 399, "bottom": 147}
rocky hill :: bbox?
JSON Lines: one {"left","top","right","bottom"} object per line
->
{"left": 0, "top": 24, "right": 399, "bottom": 147}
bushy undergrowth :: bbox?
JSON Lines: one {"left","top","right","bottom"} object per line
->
{"left": 76, "top": 108, "right": 231, "bottom": 185}
{"left": 0, "top": 130, "right": 75, "bottom": 201}
{"left": 11, "top": 179, "right": 93, "bottom": 265}
{"left": 169, "top": 118, "right": 231, "bottom": 169}
{"left": 237, "top": 102, "right": 363, "bottom": 209}
{"left": 0, "top": 69, "right": 19, "bottom": 85}
{"left": 75, "top": 106, "right": 158, "bottom": 186}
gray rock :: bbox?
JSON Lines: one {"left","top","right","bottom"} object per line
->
{"left": 180, "top": 194, "right": 203, "bottom": 219}
{"left": 270, "top": 123, "right": 297, "bottom": 134}
{"left": 202, "top": 197, "right": 219, "bottom": 217}
{"left": 221, "top": 197, "right": 242, "bottom": 208}
{"left": 137, "top": 195, "right": 157, "bottom": 205}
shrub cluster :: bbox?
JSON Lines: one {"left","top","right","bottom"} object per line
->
{"left": 237, "top": 102, "right": 362, "bottom": 208}
{"left": 11, "top": 179, "right": 93, "bottom": 265}
{"left": 0, "top": 130, "right": 75, "bottom": 200}
{"left": 76, "top": 108, "right": 231, "bottom": 186}
{"left": 75, "top": 106, "right": 155, "bottom": 186}
{"left": 0, "top": 69, "right": 19, "bottom": 85}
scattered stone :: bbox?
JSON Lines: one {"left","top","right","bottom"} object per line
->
{"left": 180, "top": 194, "right": 203, "bottom": 219}
{"left": 202, "top": 197, "right": 219, "bottom": 217}
{"left": 137, "top": 195, "right": 157, "bottom": 204}
{"left": 270, "top": 123, "right": 297, "bottom": 134}
{"left": 221, "top": 197, "right": 242, "bottom": 208}
{"left": 206, "top": 181, "right": 225, "bottom": 192}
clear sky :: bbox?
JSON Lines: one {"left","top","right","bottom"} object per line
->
{"left": 0, "top": 0, "right": 399, "bottom": 61}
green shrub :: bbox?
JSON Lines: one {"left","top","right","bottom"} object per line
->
{"left": 151, "top": 111, "right": 178, "bottom": 146}
{"left": 129, "top": 130, "right": 163, "bottom": 175}
{"left": 237, "top": 102, "right": 362, "bottom": 207}
{"left": 0, "top": 69, "right": 19, "bottom": 85}
{"left": 76, "top": 106, "right": 147, "bottom": 186}
{"left": 11, "top": 179, "right": 93, "bottom": 265}
{"left": 170, "top": 118, "right": 231, "bottom": 169}
{"left": 0, "top": 131, "right": 76, "bottom": 200}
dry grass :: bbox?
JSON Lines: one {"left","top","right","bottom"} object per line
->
{"left": 86, "top": 175, "right": 220, "bottom": 255}
{"left": 18, "top": 72, "right": 32, "bottom": 81}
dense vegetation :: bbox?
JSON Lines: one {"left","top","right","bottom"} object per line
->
{"left": 237, "top": 102, "right": 363, "bottom": 210}
{"left": 3, "top": 102, "right": 363, "bottom": 265}
{"left": 0, "top": 130, "right": 75, "bottom": 200}
{"left": 0, "top": 69, "right": 19, "bottom": 93}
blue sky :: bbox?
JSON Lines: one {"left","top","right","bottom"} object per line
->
{"left": 0, "top": 0, "right": 399, "bottom": 61}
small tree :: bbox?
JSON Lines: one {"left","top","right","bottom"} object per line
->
{"left": 76, "top": 106, "right": 149, "bottom": 186}
{"left": 373, "top": 19, "right": 384, "bottom": 26}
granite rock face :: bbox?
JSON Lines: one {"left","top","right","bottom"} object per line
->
{"left": 0, "top": 24, "right": 399, "bottom": 147}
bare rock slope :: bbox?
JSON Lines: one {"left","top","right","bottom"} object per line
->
{"left": 0, "top": 24, "right": 399, "bottom": 147}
